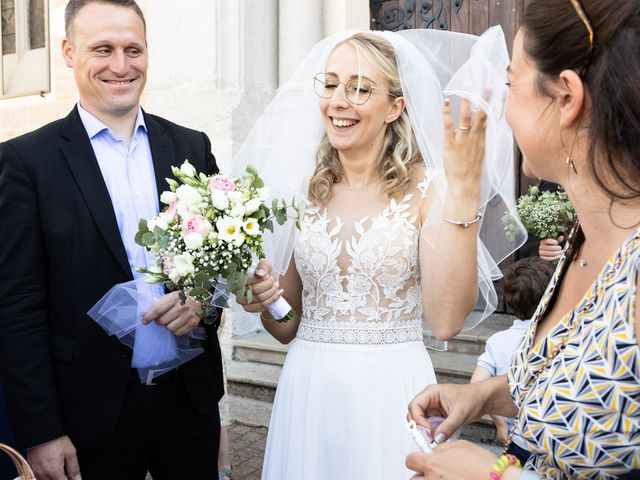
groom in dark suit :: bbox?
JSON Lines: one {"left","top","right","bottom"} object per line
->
{"left": 0, "top": 1, "right": 223, "bottom": 478}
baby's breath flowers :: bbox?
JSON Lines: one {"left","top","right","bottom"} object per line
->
{"left": 503, "top": 185, "right": 575, "bottom": 241}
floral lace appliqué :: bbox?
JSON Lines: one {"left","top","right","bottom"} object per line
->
{"left": 294, "top": 193, "right": 424, "bottom": 345}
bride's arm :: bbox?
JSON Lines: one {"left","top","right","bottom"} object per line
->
{"left": 418, "top": 98, "right": 487, "bottom": 340}
{"left": 259, "top": 258, "right": 303, "bottom": 344}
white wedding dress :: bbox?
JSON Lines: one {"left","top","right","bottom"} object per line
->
{"left": 262, "top": 180, "right": 437, "bottom": 480}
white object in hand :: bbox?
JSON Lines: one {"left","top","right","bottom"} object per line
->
{"left": 407, "top": 420, "right": 434, "bottom": 453}
{"left": 246, "top": 267, "right": 293, "bottom": 321}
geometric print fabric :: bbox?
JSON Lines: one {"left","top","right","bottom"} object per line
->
{"left": 508, "top": 228, "right": 640, "bottom": 478}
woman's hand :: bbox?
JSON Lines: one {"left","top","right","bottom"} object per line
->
{"left": 538, "top": 236, "right": 564, "bottom": 261}
{"left": 234, "top": 259, "right": 282, "bottom": 314}
{"left": 442, "top": 93, "right": 489, "bottom": 200}
{"left": 408, "top": 382, "right": 493, "bottom": 442}
{"left": 406, "top": 440, "right": 500, "bottom": 480}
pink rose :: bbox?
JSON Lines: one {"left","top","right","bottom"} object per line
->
{"left": 208, "top": 175, "right": 236, "bottom": 193}
{"left": 181, "top": 215, "right": 213, "bottom": 237}
{"left": 167, "top": 201, "right": 177, "bottom": 217}
{"left": 162, "top": 257, "right": 173, "bottom": 276}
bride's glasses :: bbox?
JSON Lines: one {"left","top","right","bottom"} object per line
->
{"left": 313, "top": 73, "right": 396, "bottom": 105}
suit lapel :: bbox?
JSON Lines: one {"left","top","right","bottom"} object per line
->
{"left": 59, "top": 107, "right": 132, "bottom": 279}
{"left": 143, "top": 111, "right": 175, "bottom": 201}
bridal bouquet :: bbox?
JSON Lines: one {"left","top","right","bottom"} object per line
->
{"left": 135, "top": 160, "right": 297, "bottom": 320}
{"left": 88, "top": 160, "right": 296, "bottom": 383}
{"left": 503, "top": 185, "right": 575, "bottom": 240}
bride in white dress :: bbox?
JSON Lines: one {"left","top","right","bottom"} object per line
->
{"left": 236, "top": 29, "right": 523, "bottom": 480}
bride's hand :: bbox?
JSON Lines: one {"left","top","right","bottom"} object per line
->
{"left": 236, "top": 259, "right": 282, "bottom": 313}
{"left": 442, "top": 92, "right": 490, "bottom": 200}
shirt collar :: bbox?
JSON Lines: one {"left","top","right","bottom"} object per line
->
{"left": 77, "top": 102, "right": 147, "bottom": 140}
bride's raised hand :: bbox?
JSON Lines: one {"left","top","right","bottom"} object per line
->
{"left": 235, "top": 259, "right": 282, "bottom": 313}
{"left": 442, "top": 92, "right": 490, "bottom": 200}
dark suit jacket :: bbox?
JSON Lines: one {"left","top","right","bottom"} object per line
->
{"left": 0, "top": 107, "right": 224, "bottom": 452}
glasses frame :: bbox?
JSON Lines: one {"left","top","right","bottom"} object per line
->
{"left": 568, "top": 0, "right": 595, "bottom": 77}
{"left": 313, "top": 73, "right": 397, "bottom": 106}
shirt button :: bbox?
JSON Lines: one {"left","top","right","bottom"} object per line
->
{"left": 134, "top": 190, "right": 142, "bottom": 197}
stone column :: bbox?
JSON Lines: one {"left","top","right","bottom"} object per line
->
{"left": 323, "top": 0, "right": 370, "bottom": 37}
{"left": 278, "top": 0, "right": 324, "bottom": 85}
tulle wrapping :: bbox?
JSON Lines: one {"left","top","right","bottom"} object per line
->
{"left": 262, "top": 340, "right": 436, "bottom": 480}
{"left": 88, "top": 279, "right": 208, "bottom": 383}
{"left": 231, "top": 27, "right": 527, "bottom": 343}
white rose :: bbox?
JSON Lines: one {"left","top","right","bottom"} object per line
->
{"left": 244, "top": 198, "right": 262, "bottom": 215}
{"left": 242, "top": 218, "right": 260, "bottom": 236}
{"left": 183, "top": 232, "right": 204, "bottom": 250}
{"left": 210, "top": 189, "right": 229, "bottom": 211}
{"left": 180, "top": 161, "right": 197, "bottom": 178}
{"left": 216, "top": 216, "right": 243, "bottom": 245}
{"left": 169, "top": 252, "right": 195, "bottom": 282}
{"left": 160, "top": 191, "right": 177, "bottom": 205}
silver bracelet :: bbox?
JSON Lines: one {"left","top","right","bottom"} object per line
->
{"left": 441, "top": 211, "right": 482, "bottom": 228}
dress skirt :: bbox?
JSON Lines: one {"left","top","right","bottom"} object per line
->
{"left": 262, "top": 338, "right": 437, "bottom": 480}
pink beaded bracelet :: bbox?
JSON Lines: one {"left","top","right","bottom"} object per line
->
{"left": 489, "top": 454, "right": 521, "bottom": 479}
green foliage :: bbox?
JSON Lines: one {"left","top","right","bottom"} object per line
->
{"left": 503, "top": 186, "right": 575, "bottom": 240}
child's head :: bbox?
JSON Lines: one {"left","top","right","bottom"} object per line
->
{"left": 501, "top": 257, "right": 556, "bottom": 320}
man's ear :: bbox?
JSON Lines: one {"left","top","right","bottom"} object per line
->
{"left": 557, "top": 69, "right": 586, "bottom": 128}
{"left": 386, "top": 96, "right": 406, "bottom": 123}
{"left": 62, "top": 38, "right": 74, "bottom": 68}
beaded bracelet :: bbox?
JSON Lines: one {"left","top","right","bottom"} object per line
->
{"left": 489, "top": 454, "right": 521, "bottom": 480}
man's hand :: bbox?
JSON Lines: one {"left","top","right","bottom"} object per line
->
{"left": 142, "top": 291, "right": 202, "bottom": 336}
{"left": 27, "top": 435, "right": 81, "bottom": 480}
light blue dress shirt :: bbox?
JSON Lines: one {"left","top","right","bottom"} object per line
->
{"left": 77, "top": 103, "right": 163, "bottom": 297}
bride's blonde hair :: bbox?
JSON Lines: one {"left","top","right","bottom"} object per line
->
{"left": 308, "top": 32, "right": 423, "bottom": 206}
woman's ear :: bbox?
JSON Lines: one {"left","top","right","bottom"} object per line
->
{"left": 557, "top": 69, "right": 586, "bottom": 127}
{"left": 385, "top": 96, "right": 406, "bottom": 123}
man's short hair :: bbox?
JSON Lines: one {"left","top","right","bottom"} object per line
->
{"left": 65, "top": 0, "right": 146, "bottom": 39}
{"left": 501, "top": 256, "right": 556, "bottom": 320}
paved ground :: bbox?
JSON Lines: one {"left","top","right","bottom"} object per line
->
{"left": 227, "top": 423, "right": 268, "bottom": 480}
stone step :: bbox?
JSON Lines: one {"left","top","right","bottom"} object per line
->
{"left": 226, "top": 356, "right": 500, "bottom": 445}
{"left": 233, "top": 313, "right": 516, "bottom": 364}
{"left": 226, "top": 387, "right": 500, "bottom": 446}
{"left": 233, "top": 333, "right": 481, "bottom": 384}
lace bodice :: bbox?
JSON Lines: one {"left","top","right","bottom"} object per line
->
{"left": 294, "top": 182, "right": 429, "bottom": 345}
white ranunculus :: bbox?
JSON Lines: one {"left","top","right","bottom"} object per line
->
{"left": 183, "top": 232, "right": 204, "bottom": 250}
{"left": 242, "top": 218, "right": 260, "bottom": 236}
{"left": 180, "top": 161, "right": 197, "bottom": 178}
{"left": 169, "top": 252, "right": 195, "bottom": 282}
{"left": 216, "top": 216, "right": 243, "bottom": 245}
{"left": 160, "top": 191, "right": 177, "bottom": 205}
{"left": 244, "top": 198, "right": 262, "bottom": 215}
{"left": 210, "top": 189, "right": 229, "bottom": 211}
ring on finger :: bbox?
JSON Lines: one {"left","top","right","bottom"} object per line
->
{"left": 458, "top": 124, "right": 471, "bottom": 131}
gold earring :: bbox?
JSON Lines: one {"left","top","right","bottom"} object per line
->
{"left": 559, "top": 128, "right": 579, "bottom": 175}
